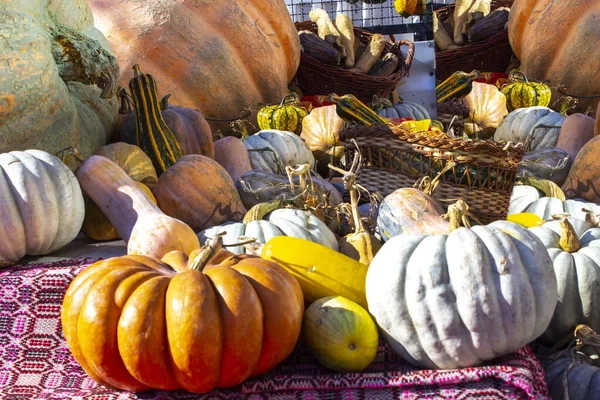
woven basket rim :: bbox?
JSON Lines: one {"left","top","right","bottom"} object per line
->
{"left": 340, "top": 124, "right": 526, "bottom": 168}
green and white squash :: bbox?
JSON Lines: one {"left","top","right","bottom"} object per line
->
{"left": 508, "top": 185, "right": 600, "bottom": 221}
{"left": 376, "top": 100, "right": 431, "bottom": 121}
{"left": 199, "top": 208, "right": 339, "bottom": 253}
{"left": 529, "top": 218, "right": 600, "bottom": 344}
{"left": 366, "top": 220, "right": 558, "bottom": 369}
{"left": 493, "top": 106, "right": 566, "bottom": 151}
{"left": 0, "top": 0, "right": 119, "bottom": 167}
{"left": 243, "top": 130, "right": 315, "bottom": 174}
{"left": 0, "top": 150, "right": 85, "bottom": 266}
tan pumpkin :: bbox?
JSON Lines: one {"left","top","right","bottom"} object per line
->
{"left": 153, "top": 155, "right": 247, "bottom": 232}
{"left": 508, "top": 0, "right": 600, "bottom": 114}
{"left": 562, "top": 136, "right": 600, "bottom": 204}
{"left": 300, "top": 105, "right": 345, "bottom": 175}
{"left": 213, "top": 136, "right": 252, "bottom": 183}
{"left": 463, "top": 82, "right": 508, "bottom": 139}
{"left": 76, "top": 155, "right": 199, "bottom": 259}
{"left": 80, "top": 143, "right": 159, "bottom": 241}
{"left": 556, "top": 113, "right": 596, "bottom": 161}
{"left": 595, "top": 102, "right": 600, "bottom": 137}
{"left": 88, "top": 0, "right": 301, "bottom": 134}
{"left": 61, "top": 236, "right": 304, "bottom": 392}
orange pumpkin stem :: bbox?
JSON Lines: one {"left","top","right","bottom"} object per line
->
{"left": 559, "top": 218, "right": 581, "bottom": 253}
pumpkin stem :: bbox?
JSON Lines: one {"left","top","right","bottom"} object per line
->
{"left": 328, "top": 152, "right": 366, "bottom": 234}
{"left": 56, "top": 147, "right": 86, "bottom": 168}
{"left": 511, "top": 71, "right": 529, "bottom": 84}
{"left": 444, "top": 200, "right": 472, "bottom": 231}
{"left": 370, "top": 95, "right": 394, "bottom": 111}
{"left": 559, "top": 218, "right": 581, "bottom": 253}
{"left": 520, "top": 176, "right": 566, "bottom": 201}
{"left": 189, "top": 236, "right": 224, "bottom": 271}
{"left": 583, "top": 209, "right": 600, "bottom": 227}
{"left": 243, "top": 199, "right": 285, "bottom": 223}
{"left": 280, "top": 93, "right": 300, "bottom": 107}
{"left": 132, "top": 64, "right": 143, "bottom": 78}
{"left": 160, "top": 94, "right": 171, "bottom": 111}
{"left": 118, "top": 87, "right": 133, "bottom": 115}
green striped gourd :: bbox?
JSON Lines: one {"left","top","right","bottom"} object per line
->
{"left": 501, "top": 72, "right": 552, "bottom": 112}
{"left": 128, "top": 65, "right": 183, "bottom": 175}
{"left": 436, "top": 70, "right": 481, "bottom": 103}
{"left": 329, "top": 94, "right": 387, "bottom": 126}
{"left": 257, "top": 94, "right": 308, "bottom": 134}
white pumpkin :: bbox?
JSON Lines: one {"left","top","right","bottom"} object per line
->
{"left": 243, "top": 129, "right": 315, "bottom": 174}
{"left": 0, "top": 150, "right": 85, "bottom": 266}
{"left": 508, "top": 185, "right": 600, "bottom": 221}
{"left": 529, "top": 218, "right": 600, "bottom": 344}
{"left": 199, "top": 208, "right": 339, "bottom": 253}
{"left": 493, "top": 106, "right": 566, "bottom": 151}
{"left": 366, "top": 220, "right": 557, "bottom": 369}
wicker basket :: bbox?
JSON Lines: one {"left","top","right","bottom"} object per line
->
{"left": 340, "top": 124, "right": 525, "bottom": 224}
{"left": 294, "top": 21, "right": 415, "bottom": 104}
{"left": 435, "top": 0, "right": 514, "bottom": 81}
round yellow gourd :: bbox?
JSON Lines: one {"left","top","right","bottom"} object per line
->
{"left": 303, "top": 296, "right": 379, "bottom": 373}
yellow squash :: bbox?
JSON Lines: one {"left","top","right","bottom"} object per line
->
{"left": 261, "top": 236, "right": 369, "bottom": 309}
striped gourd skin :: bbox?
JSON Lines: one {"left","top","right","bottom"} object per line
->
{"left": 257, "top": 104, "right": 307, "bottom": 134}
{"left": 501, "top": 81, "right": 552, "bottom": 112}
{"left": 329, "top": 94, "right": 387, "bottom": 126}
{"left": 436, "top": 70, "right": 480, "bottom": 103}
{"left": 129, "top": 67, "right": 183, "bottom": 175}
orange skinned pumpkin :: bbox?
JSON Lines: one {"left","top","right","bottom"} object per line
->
{"left": 61, "top": 237, "right": 304, "bottom": 393}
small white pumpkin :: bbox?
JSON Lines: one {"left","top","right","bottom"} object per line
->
{"left": 199, "top": 208, "right": 339, "bottom": 253}
{"left": 493, "top": 106, "right": 566, "bottom": 151}
{"left": 0, "top": 150, "right": 85, "bottom": 266}
{"left": 366, "top": 220, "right": 557, "bottom": 369}
{"left": 508, "top": 185, "right": 600, "bottom": 221}
{"left": 529, "top": 217, "right": 600, "bottom": 344}
{"left": 243, "top": 129, "right": 315, "bottom": 174}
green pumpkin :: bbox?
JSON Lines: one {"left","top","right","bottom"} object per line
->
{"left": 501, "top": 72, "right": 552, "bottom": 112}
{"left": 257, "top": 94, "right": 308, "bottom": 134}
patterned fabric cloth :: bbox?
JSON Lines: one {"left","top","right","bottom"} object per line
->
{"left": 0, "top": 258, "right": 550, "bottom": 400}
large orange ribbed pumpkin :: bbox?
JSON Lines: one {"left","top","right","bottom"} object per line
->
{"left": 88, "top": 0, "right": 301, "bottom": 133}
{"left": 61, "top": 237, "right": 304, "bottom": 393}
{"left": 508, "top": 0, "right": 600, "bottom": 115}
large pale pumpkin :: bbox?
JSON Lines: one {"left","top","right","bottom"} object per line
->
{"left": 366, "top": 220, "right": 558, "bottom": 369}
{"left": 0, "top": 150, "right": 85, "bottom": 266}
{"left": 153, "top": 155, "right": 247, "bottom": 232}
{"left": 0, "top": 0, "right": 119, "bottom": 164}
{"left": 61, "top": 237, "right": 304, "bottom": 392}
{"left": 529, "top": 218, "right": 600, "bottom": 345}
{"left": 88, "top": 0, "right": 301, "bottom": 134}
{"left": 508, "top": 0, "right": 600, "bottom": 114}
{"left": 562, "top": 136, "right": 600, "bottom": 204}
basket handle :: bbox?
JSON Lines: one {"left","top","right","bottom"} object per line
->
{"left": 390, "top": 40, "right": 415, "bottom": 69}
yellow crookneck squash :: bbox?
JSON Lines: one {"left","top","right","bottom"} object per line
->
{"left": 257, "top": 94, "right": 308, "bottom": 134}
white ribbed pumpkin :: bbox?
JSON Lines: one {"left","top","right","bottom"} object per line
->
{"left": 0, "top": 150, "right": 85, "bottom": 266}
{"left": 242, "top": 130, "right": 315, "bottom": 174}
{"left": 529, "top": 218, "right": 600, "bottom": 344}
{"left": 508, "top": 185, "right": 600, "bottom": 221}
{"left": 366, "top": 220, "right": 557, "bottom": 369}
{"left": 493, "top": 106, "right": 566, "bottom": 151}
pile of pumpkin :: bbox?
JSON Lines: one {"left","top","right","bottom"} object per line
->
{"left": 0, "top": 57, "right": 599, "bottom": 397}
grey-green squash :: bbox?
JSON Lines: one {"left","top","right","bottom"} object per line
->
{"left": 493, "top": 106, "right": 566, "bottom": 151}
{"left": 0, "top": 0, "right": 119, "bottom": 167}
{"left": 366, "top": 219, "right": 558, "bottom": 369}
{"left": 242, "top": 130, "right": 315, "bottom": 174}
